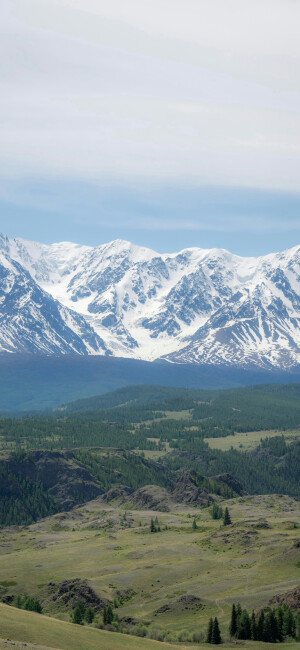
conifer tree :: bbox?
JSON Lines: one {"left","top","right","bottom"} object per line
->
{"left": 206, "top": 617, "right": 213, "bottom": 643}
{"left": 237, "top": 609, "right": 251, "bottom": 639}
{"left": 73, "top": 601, "right": 85, "bottom": 625}
{"left": 263, "top": 611, "right": 272, "bottom": 642}
{"left": 275, "top": 606, "right": 284, "bottom": 641}
{"left": 251, "top": 611, "right": 257, "bottom": 640}
{"left": 105, "top": 604, "right": 113, "bottom": 625}
{"left": 282, "top": 605, "right": 295, "bottom": 637}
{"left": 269, "top": 610, "right": 278, "bottom": 643}
{"left": 212, "top": 617, "right": 222, "bottom": 644}
{"left": 229, "top": 603, "right": 237, "bottom": 637}
{"left": 223, "top": 507, "right": 231, "bottom": 526}
{"left": 85, "top": 607, "right": 95, "bottom": 624}
{"left": 257, "top": 610, "right": 264, "bottom": 641}
{"left": 192, "top": 518, "right": 197, "bottom": 530}
{"left": 150, "top": 518, "right": 156, "bottom": 533}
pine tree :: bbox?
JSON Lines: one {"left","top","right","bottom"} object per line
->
{"left": 269, "top": 610, "right": 278, "bottom": 643}
{"left": 211, "top": 617, "right": 222, "bottom": 644}
{"left": 73, "top": 601, "right": 85, "bottom": 625}
{"left": 237, "top": 610, "right": 251, "bottom": 639}
{"left": 105, "top": 604, "right": 113, "bottom": 625}
{"left": 251, "top": 611, "right": 257, "bottom": 640}
{"left": 206, "top": 617, "right": 213, "bottom": 643}
{"left": 211, "top": 503, "right": 223, "bottom": 520}
{"left": 275, "top": 606, "right": 284, "bottom": 641}
{"left": 257, "top": 610, "right": 264, "bottom": 641}
{"left": 229, "top": 603, "right": 237, "bottom": 637}
{"left": 192, "top": 518, "right": 197, "bottom": 530}
{"left": 263, "top": 611, "right": 272, "bottom": 642}
{"left": 85, "top": 607, "right": 95, "bottom": 624}
{"left": 150, "top": 518, "right": 156, "bottom": 533}
{"left": 223, "top": 507, "right": 231, "bottom": 526}
{"left": 282, "top": 605, "right": 295, "bottom": 637}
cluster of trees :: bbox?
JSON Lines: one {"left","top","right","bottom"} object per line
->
{"left": 210, "top": 503, "right": 223, "bottom": 520}
{"left": 229, "top": 602, "right": 299, "bottom": 642}
{"left": 150, "top": 517, "right": 161, "bottom": 533}
{"left": 72, "top": 600, "right": 95, "bottom": 625}
{"left": 210, "top": 504, "right": 232, "bottom": 525}
{"left": 206, "top": 617, "right": 222, "bottom": 644}
{"left": 15, "top": 594, "right": 42, "bottom": 613}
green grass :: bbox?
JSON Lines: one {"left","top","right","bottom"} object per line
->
{"left": 205, "top": 429, "right": 300, "bottom": 451}
{"left": 1, "top": 604, "right": 299, "bottom": 650}
{"left": 0, "top": 603, "right": 196, "bottom": 649}
{"left": 0, "top": 494, "right": 299, "bottom": 643}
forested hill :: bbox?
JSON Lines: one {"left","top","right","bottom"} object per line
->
{"left": 0, "top": 382, "right": 299, "bottom": 526}
{"left": 58, "top": 385, "right": 216, "bottom": 412}
{"left": 59, "top": 383, "right": 300, "bottom": 431}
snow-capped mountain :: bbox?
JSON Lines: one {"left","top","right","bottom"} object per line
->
{"left": 0, "top": 232, "right": 299, "bottom": 369}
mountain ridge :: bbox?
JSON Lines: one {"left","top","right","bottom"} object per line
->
{"left": 0, "top": 233, "right": 299, "bottom": 369}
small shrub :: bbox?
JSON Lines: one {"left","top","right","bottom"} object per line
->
{"left": 132, "top": 624, "right": 147, "bottom": 637}
{"left": 178, "top": 629, "right": 191, "bottom": 642}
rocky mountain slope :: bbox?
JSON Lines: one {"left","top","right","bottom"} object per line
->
{"left": 0, "top": 233, "right": 299, "bottom": 368}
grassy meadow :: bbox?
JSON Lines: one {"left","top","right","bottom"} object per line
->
{"left": 0, "top": 493, "right": 299, "bottom": 646}
{"left": 205, "top": 429, "right": 300, "bottom": 452}
{"left": 2, "top": 604, "right": 299, "bottom": 650}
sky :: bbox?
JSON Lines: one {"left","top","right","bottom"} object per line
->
{"left": 1, "top": 0, "right": 300, "bottom": 255}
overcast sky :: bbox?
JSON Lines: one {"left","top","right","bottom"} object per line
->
{"left": 1, "top": 0, "right": 299, "bottom": 254}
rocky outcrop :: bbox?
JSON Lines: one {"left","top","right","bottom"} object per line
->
{"left": 102, "top": 484, "right": 134, "bottom": 503}
{"left": 130, "top": 485, "right": 172, "bottom": 511}
{"left": 269, "top": 585, "right": 300, "bottom": 611}
{"left": 49, "top": 578, "right": 108, "bottom": 611}
{"left": 212, "top": 473, "right": 246, "bottom": 496}
{"left": 172, "top": 470, "right": 214, "bottom": 506}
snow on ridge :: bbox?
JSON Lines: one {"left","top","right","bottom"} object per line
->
{"left": 0, "top": 232, "right": 299, "bottom": 367}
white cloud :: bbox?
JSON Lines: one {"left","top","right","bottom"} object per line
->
{"left": 1, "top": 0, "right": 300, "bottom": 190}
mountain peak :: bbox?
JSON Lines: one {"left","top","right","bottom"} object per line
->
{"left": 0, "top": 233, "right": 299, "bottom": 368}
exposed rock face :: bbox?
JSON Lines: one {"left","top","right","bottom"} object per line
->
{"left": 130, "top": 485, "right": 172, "bottom": 511}
{"left": 102, "top": 484, "right": 134, "bottom": 503}
{"left": 50, "top": 578, "right": 108, "bottom": 611}
{"left": 172, "top": 469, "right": 245, "bottom": 505}
{"left": 212, "top": 473, "right": 246, "bottom": 496}
{"left": 269, "top": 585, "right": 300, "bottom": 611}
{"left": 172, "top": 470, "right": 214, "bottom": 505}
